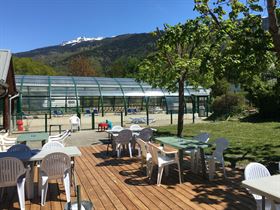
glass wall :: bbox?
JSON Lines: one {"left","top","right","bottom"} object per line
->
{"left": 15, "top": 75, "right": 210, "bottom": 116}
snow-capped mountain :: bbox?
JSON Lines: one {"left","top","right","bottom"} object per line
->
{"left": 61, "top": 36, "right": 104, "bottom": 46}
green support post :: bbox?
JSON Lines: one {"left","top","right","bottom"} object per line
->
{"left": 92, "top": 112, "right": 95, "bottom": 130}
{"left": 77, "top": 112, "right": 81, "bottom": 131}
{"left": 45, "top": 113, "right": 48, "bottom": 133}
{"left": 121, "top": 111, "right": 123, "bottom": 127}
{"left": 192, "top": 97, "right": 195, "bottom": 124}
{"left": 146, "top": 107, "right": 149, "bottom": 126}
{"left": 170, "top": 110, "right": 173, "bottom": 124}
{"left": 206, "top": 96, "right": 209, "bottom": 117}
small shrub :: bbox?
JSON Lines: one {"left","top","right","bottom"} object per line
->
{"left": 212, "top": 93, "right": 245, "bottom": 119}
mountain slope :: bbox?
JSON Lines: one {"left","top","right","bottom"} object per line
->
{"left": 16, "top": 33, "right": 156, "bottom": 76}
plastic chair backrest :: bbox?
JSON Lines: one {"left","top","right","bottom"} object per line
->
{"left": 41, "top": 152, "right": 71, "bottom": 180}
{"left": 136, "top": 138, "right": 149, "bottom": 158}
{"left": 213, "top": 138, "right": 229, "bottom": 161}
{"left": 8, "top": 144, "right": 31, "bottom": 152}
{"left": 244, "top": 162, "right": 271, "bottom": 181}
{"left": 0, "top": 157, "right": 27, "bottom": 187}
{"left": 112, "top": 125, "right": 123, "bottom": 132}
{"left": 147, "top": 142, "right": 161, "bottom": 165}
{"left": 42, "top": 141, "right": 64, "bottom": 150}
{"left": 130, "top": 124, "right": 142, "bottom": 130}
{"left": 193, "top": 132, "right": 210, "bottom": 143}
{"left": 138, "top": 128, "right": 153, "bottom": 142}
{"left": 114, "top": 129, "right": 132, "bottom": 144}
{"left": 69, "top": 116, "right": 80, "bottom": 124}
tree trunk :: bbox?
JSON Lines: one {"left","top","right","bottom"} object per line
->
{"left": 267, "top": 0, "right": 280, "bottom": 59}
{"left": 177, "top": 78, "right": 185, "bottom": 137}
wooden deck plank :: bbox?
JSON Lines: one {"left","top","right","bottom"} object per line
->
{"left": 1, "top": 144, "right": 256, "bottom": 210}
{"left": 82, "top": 146, "right": 150, "bottom": 210}
{"left": 79, "top": 147, "right": 126, "bottom": 210}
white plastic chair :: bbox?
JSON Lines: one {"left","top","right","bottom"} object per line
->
{"left": 137, "top": 128, "right": 153, "bottom": 142}
{"left": 39, "top": 152, "right": 71, "bottom": 206}
{"left": 0, "top": 157, "right": 27, "bottom": 210}
{"left": 42, "top": 141, "right": 64, "bottom": 150}
{"left": 69, "top": 115, "right": 80, "bottom": 132}
{"left": 147, "top": 142, "right": 182, "bottom": 186}
{"left": 0, "top": 133, "right": 16, "bottom": 152}
{"left": 184, "top": 133, "right": 210, "bottom": 173}
{"left": 205, "top": 138, "right": 229, "bottom": 180}
{"left": 48, "top": 130, "right": 71, "bottom": 145}
{"left": 244, "top": 162, "right": 280, "bottom": 210}
{"left": 113, "top": 129, "right": 133, "bottom": 158}
{"left": 136, "top": 138, "right": 152, "bottom": 175}
{"left": 129, "top": 124, "right": 142, "bottom": 131}
{"left": 49, "top": 130, "right": 69, "bottom": 139}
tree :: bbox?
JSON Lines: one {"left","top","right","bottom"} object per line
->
{"left": 68, "top": 56, "right": 97, "bottom": 76}
{"left": 138, "top": 18, "right": 217, "bottom": 137}
{"left": 13, "top": 57, "right": 56, "bottom": 75}
{"left": 194, "top": 0, "right": 280, "bottom": 118}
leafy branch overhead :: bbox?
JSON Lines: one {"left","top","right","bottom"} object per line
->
{"left": 138, "top": 17, "right": 219, "bottom": 92}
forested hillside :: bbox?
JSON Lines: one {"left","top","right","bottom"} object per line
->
{"left": 15, "top": 33, "right": 156, "bottom": 77}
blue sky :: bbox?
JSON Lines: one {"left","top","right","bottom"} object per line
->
{"left": 0, "top": 0, "right": 198, "bottom": 53}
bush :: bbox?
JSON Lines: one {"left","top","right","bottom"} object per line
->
{"left": 212, "top": 93, "right": 245, "bottom": 119}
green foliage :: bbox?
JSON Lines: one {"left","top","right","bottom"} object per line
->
{"left": 67, "top": 56, "right": 102, "bottom": 77}
{"left": 107, "top": 56, "right": 140, "bottom": 78}
{"left": 212, "top": 93, "right": 246, "bottom": 119}
{"left": 194, "top": 0, "right": 280, "bottom": 119}
{"left": 138, "top": 18, "right": 217, "bottom": 92}
{"left": 13, "top": 57, "right": 56, "bottom": 75}
{"left": 211, "top": 78, "right": 230, "bottom": 97}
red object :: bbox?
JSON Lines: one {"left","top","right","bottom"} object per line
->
{"left": 98, "top": 123, "right": 108, "bottom": 131}
{"left": 16, "top": 120, "right": 24, "bottom": 131}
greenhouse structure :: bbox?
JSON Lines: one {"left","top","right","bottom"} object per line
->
{"left": 14, "top": 75, "right": 210, "bottom": 117}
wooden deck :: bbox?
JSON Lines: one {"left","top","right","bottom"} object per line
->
{"left": 0, "top": 144, "right": 256, "bottom": 210}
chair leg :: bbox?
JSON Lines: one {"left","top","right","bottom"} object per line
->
{"left": 177, "top": 162, "right": 182, "bottom": 184}
{"left": 222, "top": 161, "right": 227, "bottom": 178}
{"left": 157, "top": 166, "right": 164, "bottom": 186}
{"left": 41, "top": 176, "right": 49, "bottom": 206}
{"left": 17, "top": 178, "right": 26, "bottom": 210}
{"left": 116, "top": 144, "right": 121, "bottom": 158}
{"left": 190, "top": 150, "right": 196, "bottom": 173}
{"left": 63, "top": 172, "right": 71, "bottom": 203}
{"left": 128, "top": 143, "right": 132, "bottom": 158}
{"left": 148, "top": 164, "right": 154, "bottom": 180}
{"left": 165, "top": 165, "right": 169, "bottom": 176}
{"left": 208, "top": 158, "right": 215, "bottom": 181}
{"left": 146, "top": 160, "right": 151, "bottom": 176}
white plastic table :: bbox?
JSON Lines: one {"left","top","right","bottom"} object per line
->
{"left": 242, "top": 174, "right": 280, "bottom": 210}
{"left": 0, "top": 146, "right": 81, "bottom": 199}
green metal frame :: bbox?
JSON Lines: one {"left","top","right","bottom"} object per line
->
{"left": 114, "top": 78, "right": 127, "bottom": 115}
{"left": 48, "top": 76, "right": 52, "bottom": 117}
{"left": 71, "top": 77, "right": 79, "bottom": 114}
{"left": 92, "top": 77, "right": 104, "bottom": 116}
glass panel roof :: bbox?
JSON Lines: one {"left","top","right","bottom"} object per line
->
{"left": 15, "top": 75, "right": 210, "bottom": 97}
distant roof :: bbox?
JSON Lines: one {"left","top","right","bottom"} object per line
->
{"left": 0, "top": 49, "right": 12, "bottom": 86}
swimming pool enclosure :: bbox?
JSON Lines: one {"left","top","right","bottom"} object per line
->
{"left": 14, "top": 75, "right": 210, "bottom": 117}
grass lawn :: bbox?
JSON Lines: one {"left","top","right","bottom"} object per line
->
{"left": 156, "top": 121, "right": 280, "bottom": 173}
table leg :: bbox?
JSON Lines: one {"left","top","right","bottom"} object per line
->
{"left": 262, "top": 196, "right": 265, "bottom": 210}
{"left": 178, "top": 149, "right": 184, "bottom": 182}
{"left": 26, "top": 163, "right": 34, "bottom": 199}
{"left": 199, "top": 147, "right": 207, "bottom": 180}
{"left": 59, "top": 125, "right": 61, "bottom": 134}
{"left": 49, "top": 125, "right": 52, "bottom": 135}
{"left": 71, "top": 157, "right": 77, "bottom": 196}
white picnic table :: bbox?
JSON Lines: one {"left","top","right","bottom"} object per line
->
{"left": 0, "top": 146, "right": 81, "bottom": 199}
{"left": 242, "top": 174, "right": 280, "bottom": 210}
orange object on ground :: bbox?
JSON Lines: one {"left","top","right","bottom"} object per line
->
{"left": 98, "top": 123, "right": 108, "bottom": 131}
{"left": 16, "top": 120, "right": 24, "bottom": 131}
